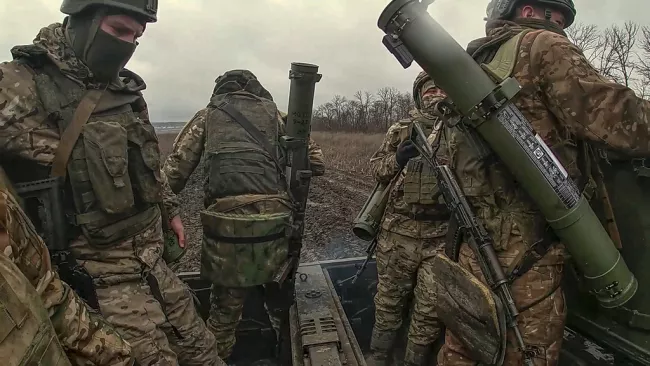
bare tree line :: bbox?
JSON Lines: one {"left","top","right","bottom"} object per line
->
{"left": 312, "top": 87, "right": 414, "bottom": 132}
{"left": 313, "top": 21, "right": 650, "bottom": 133}
{"left": 566, "top": 21, "right": 650, "bottom": 98}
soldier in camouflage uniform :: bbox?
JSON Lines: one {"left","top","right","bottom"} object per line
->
{"left": 0, "top": 1, "right": 222, "bottom": 365}
{"left": 435, "top": 0, "right": 650, "bottom": 365}
{"left": 0, "top": 168, "right": 135, "bottom": 366}
{"left": 367, "top": 72, "right": 450, "bottom": 366}
{"left": 162, "top": 69, "right": 325, "bottom": 360}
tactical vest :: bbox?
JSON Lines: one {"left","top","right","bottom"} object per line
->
{"left": 200, "top": 91, "right": 292, "bottom": 287}
{"left": 0, "top": 254, "right": 71, "bottom": 366}
{"left": 402, "top": 116, "right": 441, "bottom": 206}
{"left": 18, "top": 60, "right": 162, "bottom": 246}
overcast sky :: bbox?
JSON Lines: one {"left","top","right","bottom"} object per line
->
{"left": 1, "top": 1, "right": 647, "bottom": 122}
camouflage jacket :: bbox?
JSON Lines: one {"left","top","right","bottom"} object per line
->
{"left": 0, "top": 185, "right": 134, "bottom": 365}
{"left": 0, "top": 23, "right": 181, "bottom": 219}
{"left": 369, "top": 110, "right": 449, "bottom": 239}
{"left": 162, "top": 107, "right": 326, "bottom": 198}
{"left": 450, "top": 24, "right": 650, "bottom": 264}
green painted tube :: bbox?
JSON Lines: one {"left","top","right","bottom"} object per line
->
{"left": 353, "top": 181, "right": 391, "bottom": 241}
{"left": 377, "top": 0, "right": 637, "bottom": 308}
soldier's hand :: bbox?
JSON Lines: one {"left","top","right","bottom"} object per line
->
{"left": 170, "top": 215, "right": 186, "bottom": 248}
{"left": 395, "top": 140, "right": 420, "bottom": 167}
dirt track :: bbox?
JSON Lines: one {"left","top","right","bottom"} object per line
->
{"left": 158, "top": 132, "right": 374, "bottom": 272}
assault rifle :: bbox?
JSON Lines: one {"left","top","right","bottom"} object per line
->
{"left": 409, "top": 121, "right": 533, "bottom": 366}
{"left": 14, "top": 177, "right": 100, "bottom": 311}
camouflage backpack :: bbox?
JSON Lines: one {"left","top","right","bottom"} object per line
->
{"left": 199, "top": 70, "right": 293, "bottom": 287}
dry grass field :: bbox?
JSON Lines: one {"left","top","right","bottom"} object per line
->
{"left": 158, "top": 130, "right": 385, "bottom": 270}
{"left": 310, "top": 131, "right": 385, "bottom": 176}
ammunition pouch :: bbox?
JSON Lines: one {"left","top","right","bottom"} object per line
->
{"left": 432, "top": 254, "right": 507, "bottom": 366}
{"left": 200, "top": 207, "right": 292, "bottom": 287}
{"left": 403, "top": 158, "right": 441, "bottom": 206}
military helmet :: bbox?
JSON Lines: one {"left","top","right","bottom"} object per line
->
{"left": 214, "top": 70, "right": 258, "bottom": 90}
{"left": 486, "top": 0, "right": 576, "bottom": 28}
{"left": 61, "top": 0, "right": 158, "bottom": 23}
{"left": 213, "top": 69, "right": 273, "bottom": 100}
{"left": 412, "top": 71, "right": 435, "bottom": 110}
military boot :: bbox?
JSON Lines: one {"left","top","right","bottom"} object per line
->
{"left": 403, "top": 341, "right": 430, "bottom": 366}
{"left": 368, "top": 328, "right": 398, "bottom": 366}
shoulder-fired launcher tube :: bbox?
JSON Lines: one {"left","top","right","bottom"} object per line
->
{"left": 286, "top": 63, "right": 322, "bottom": 141}
{"left": 377, "top": 0, "right": 637, "bottom": 308}
{"left": 285, "top": 62, "right": 321, "bottom": 211}
{"left": 353, "top": 181, "right": 392, "bottom": 241}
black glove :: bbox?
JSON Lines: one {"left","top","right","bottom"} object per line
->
{"left": 395, "top": 140, "right": 420, "bottom": 167}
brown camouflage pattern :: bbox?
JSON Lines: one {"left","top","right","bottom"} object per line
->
{"left": 370, "top": 112, "right": 448, "bottom": 363}
{"left": 0, "top": 23, "right": 181, "bottom": 219}
{"left": 369, "top": 111, "right": 449, "bottom": 239}
{"left": 373, "top": 230, "right": 445, "bottom": 343}
{"left": 438, "top": 24, "right": 650, "bottom": 365}
{"left": 0, "top": 186, "right": 134, "bottom": 366}
{"left": 70, "top": 217, "right": 223, "bottom": 366}
{"left": 163, "top": 108, "right": 325, "bottom": 195}
{"left": 437, "top": 245, "right": 565, "bottom": 366}
{"left": 0, "top": 23, "right": 219, "bottom": 364}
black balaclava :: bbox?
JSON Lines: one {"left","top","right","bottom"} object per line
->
{"left": 65, "top": 7, "right": 139, "bottom": 83}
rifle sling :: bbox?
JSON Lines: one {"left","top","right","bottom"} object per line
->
{"left": 51, "top": 89, "right": 105, "bottom": 178}
{"left": 445, "top": 214, "right": 554, "bottom": 281}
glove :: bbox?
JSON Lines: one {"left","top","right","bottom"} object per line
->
{"left": 395, "top": 140, "right": 420, "bottom": 167}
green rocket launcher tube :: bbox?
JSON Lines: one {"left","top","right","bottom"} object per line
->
{"left": 285, "top": 62, "right": 321, "bottom": 217}
{"left": 377, "top": 0, "right": 637, "bottom": 308}
{"left": 353, "top": 181, "right": 391, "bottom": 241}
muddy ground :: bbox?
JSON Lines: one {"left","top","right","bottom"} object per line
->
{"left": 158, "top": 132, "right": 375, "bottom": 272}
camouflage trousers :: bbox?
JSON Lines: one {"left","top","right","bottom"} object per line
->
{"left": 373, "top": 229, "right": 445, "bottom": 350}
{"left": 207, "top": 281, "right": 291, "bottom": 359}
{"left": 70, "top": 217, "right": 224, "bottom": 366}
{"left": 437, "top": 244, "right": 566, "bottom": 366}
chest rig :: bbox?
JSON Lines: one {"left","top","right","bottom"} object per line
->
{"left": 402, "top": 116, "right": 442, "bottom": 206}
{"left": 24, "top": 60, "right": 163, "bottom": 246}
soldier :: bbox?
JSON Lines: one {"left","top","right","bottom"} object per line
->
{"left": 367, "top": 71, "right": 449, "bottom": 366}
{"left": 162, "top": 69, "right": 325, "bottom": 361}
{"left": 0, "top": 168, "right": 134, "bottom": 366}
{"left": 0, "top": 1, "right": 222, "bottom": 365}
{"left": 436, "top": 0, "right": 650, "bottom": 365}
